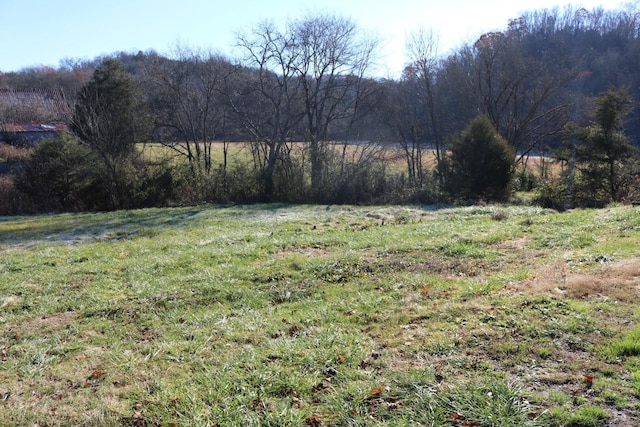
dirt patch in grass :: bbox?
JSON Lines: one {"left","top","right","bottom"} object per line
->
{"left": 273, "top": 245, "right": 333, "bottom": 259}
{"left": 518, "top": 258, "right": 640, "bottom": 302}
{"left": 376, "top": 252, "right": 507, "bottom": 279}
{"left": 493, "top": 237, "right": 532, "bottom": 251}
{"left": 13, "top": 311, "right": 79, "bottom": 336}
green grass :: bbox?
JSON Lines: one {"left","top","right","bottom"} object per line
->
{"left": 1, "top": 204, "right": 640, "bottom": 425}
{"left": 601, "top": 325, "right": 640, "bottom": 361}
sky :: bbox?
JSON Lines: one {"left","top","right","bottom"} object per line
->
{"left": 0, "top": 0, "right": 627, "bottom": 78}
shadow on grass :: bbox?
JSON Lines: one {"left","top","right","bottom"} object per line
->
{"left": 0, "top": 203, "right": 451, "bottom": 247}
{"left": 0, "top": 203, "right": 298, "bottom": 246}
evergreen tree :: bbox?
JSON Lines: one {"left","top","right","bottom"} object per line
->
{"left": 70, "top": 58, "right": 152, "bottom": 209}
{"left": 443, "top": 115, "right": 515, "bottom": 202}
{"left": 576, "top": 87, "right": 637, "bottom": 203}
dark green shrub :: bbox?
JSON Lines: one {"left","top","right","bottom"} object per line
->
{"left": 16, "top": 134, "right": 105, "bottom": 211}
{"left": 133, "top": 160, "right": 176, "bottom": 207}
{"left": 443, "top": 115, "right": 515, "bottom": 203}
{"left": 515, "top": 170, "right": 539, "bottom": 191}
{"left": 534, "top": 179, "right": 568, "bottom": 211}
{"left": 574, "top": 87, "right": 637, "bottom": 203}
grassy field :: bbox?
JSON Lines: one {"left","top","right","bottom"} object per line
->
{"left": 1, "top": 203, "right": 639, "bottom": 426}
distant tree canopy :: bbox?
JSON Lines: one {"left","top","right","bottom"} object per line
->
{"left": 5, "top": 5, "right": 640, "bottom": 211}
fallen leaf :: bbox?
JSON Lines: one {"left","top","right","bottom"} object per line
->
{"left": 305, "top": 414, "right": 322, "bottom": 426}
{"left": 370, "top": 386, "right": 385, "bottom": 396}
{"left": 584, "top": 374, "right": 594, "bottom": 386}
{"left": 312, "top": 382, "right": 328, "bottom": 392}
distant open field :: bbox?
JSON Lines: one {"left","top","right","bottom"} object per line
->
{"left": 139, "top": 141, "right": 559, "bottom": 178}
{"left": 140, "top": 141, "right": 404, "bottom": 164}
{"left": 1, "top": 203, "right": 639, "bottom": 425}
{"left": 1, "top": 140, "right": 558, "bottom": 183}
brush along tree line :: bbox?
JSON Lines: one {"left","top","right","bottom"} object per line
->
{"left": 4, "top": 7, "right": 640, "bottom": 212}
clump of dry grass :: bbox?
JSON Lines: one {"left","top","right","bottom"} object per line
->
{"left": 0, "top": 176, "right": 20, "bottom": 215}
{"left": 0, "top": 142, "right": 31, "bottom": 162}
{"left": 491, "top": 210, "right": 509, "bottom": 221}
{"left": 0, "top": 143, "right": 36, "bottom": 214}
{"left": 518, "top": 259, "right": 640, "bottom": 303}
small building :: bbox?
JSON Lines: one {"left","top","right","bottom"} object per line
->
{"left": 0, "top": 88, "right": 70, "bottom": 146}
{"left": 0, "top": 122, "right": 68, "bottom": 145}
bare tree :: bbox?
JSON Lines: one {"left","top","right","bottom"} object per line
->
{"left": 235, "top": 14, "right": 379, "bottom": 200}
{"left": 144, "top": 45, "right": 234, "bottom": 176}
{"left": 406, "top": 29, "right": 444, "bottom": 163}
{"left": 233, "top": 22, "right": 305, "bottom": 199}
{"left": 385, "top": 28, "right": 443, "bottom": 187}
{"left": 292, "top": 14, "right": 379, "bottom": 197}
{"left": 438, "top": 21, "right": 577, "bottom": 166}
{"left": 472, "top": 22, "right": 577, "bottom": 163}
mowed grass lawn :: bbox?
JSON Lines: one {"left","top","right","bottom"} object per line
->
{"left": 1, "top": 203, "right": 640, "bottom": 426}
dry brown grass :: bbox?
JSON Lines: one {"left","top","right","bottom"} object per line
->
{"left": 0, "top": 142, "right": 31, "bottom": 162}
{"left": 16, "top": 311, "right": 80, "bottom": 335}
{"left": 516, "top": 258, "right": 640, "bottom": 303}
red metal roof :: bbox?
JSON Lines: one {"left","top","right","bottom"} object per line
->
{"left": 1, "top": 122, "right": 67, "bottom": 133}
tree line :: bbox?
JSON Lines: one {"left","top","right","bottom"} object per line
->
{"left": 2, "top": 4, "right": 640, "bottom": 213}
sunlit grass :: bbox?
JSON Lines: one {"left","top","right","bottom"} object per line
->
{"left": 1, "top": 204, "right": 639, "bottom": 425}
{"left": 601, "top": 326, "right": 640, "bottom": 361}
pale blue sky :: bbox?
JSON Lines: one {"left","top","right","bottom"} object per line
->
{"left": 0, "top": 0, "right": 623, "bottom": 77}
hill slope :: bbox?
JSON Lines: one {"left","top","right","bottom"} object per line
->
{"left": 1, "top": 204, "right": 639, "bottom": 426}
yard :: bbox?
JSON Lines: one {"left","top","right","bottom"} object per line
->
{"left": 1, "top": 203, "right": 639, "bottom": 425}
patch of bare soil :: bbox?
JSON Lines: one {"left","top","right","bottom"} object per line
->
{"left": 513, "top": 258, "right": 640, "bottom": 425}
{"left": 517, "top": 258, "right": 640, "bottom": 302}
{"left": 494, "top": 237, "right": 532, "bottom": 252}
{"left": 9, "top": 311, "right": 79, "bottom": 337}
{"left": 273, "top": 245, "right": 333, "bottom": 259}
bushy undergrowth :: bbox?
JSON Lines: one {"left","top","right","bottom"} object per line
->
{"left": 0, "top": 175, "right": 36, "bottom": 215}
{"left": 3, "top": 132, "right": 639, "bottom": 215}
{"left": 3, "top": 137, "right": 440, "bottom": 213}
